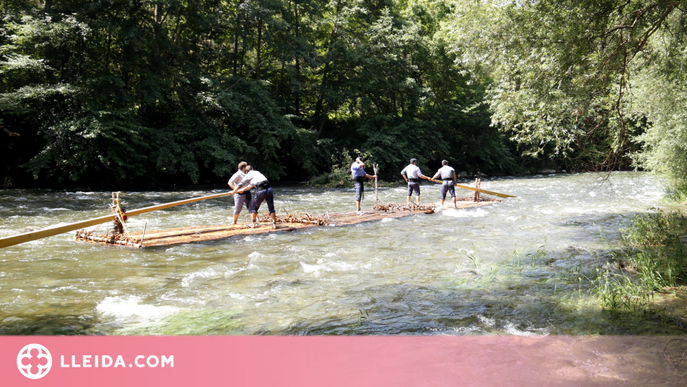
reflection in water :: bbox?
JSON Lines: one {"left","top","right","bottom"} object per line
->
{"left": 0, "top": 172, "right": 682, "bottom": 336}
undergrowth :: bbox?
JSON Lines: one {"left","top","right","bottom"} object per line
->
{"left": 594, "top": 210, "right": 687, "bottom": 313}
{"left": 308, "top": 149, "right": 374, "bottom": 188}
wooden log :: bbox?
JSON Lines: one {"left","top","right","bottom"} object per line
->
{"left": 74, "top": 203, "right": 458, "bottom": 248}
{"left": 455, "top": 183, "right": 516, "bottom": 199}
{"left": 0, "top": 191, "right": 234, "bottom": 249}
{"left": 429, "top": 178, "right": 515, "bottom": 198}
{"left": 0, "top": 214, "right": 117, "bottom": 249}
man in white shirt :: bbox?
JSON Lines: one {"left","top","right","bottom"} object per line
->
{"left": 400, "top": 158, "right": 430, "bottom": 204}
{"left": 230, "top": 168, "right": 277, "bottom": 228}
{"left": 432, "top": 160, "right": 457, "bottom": 208}
{"left": 228, "top": 162, "right": 251, "bottom": 224}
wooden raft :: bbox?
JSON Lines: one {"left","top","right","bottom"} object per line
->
{"left": 74, "top": 201, "right": 495, "bottom": 248}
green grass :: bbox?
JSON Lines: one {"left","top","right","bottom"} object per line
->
{"left": 594, "top": 210, "right": 687, "bottom": 313}
{"left": 619, "top": 211, "right": 682, "bottom": 248}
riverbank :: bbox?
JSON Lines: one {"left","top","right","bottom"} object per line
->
{"left": 599, "top": 209, "right": 687, "bottom": 328}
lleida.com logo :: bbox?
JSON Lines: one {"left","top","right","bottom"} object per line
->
{"left": 17, "top": 343, "right": 175, "bottom": 379}
{"left": 17, "top": 344, "right": 52, "bottom": 379}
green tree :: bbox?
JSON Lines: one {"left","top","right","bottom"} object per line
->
{"left": 447, "top": 0, "right": 682, "bottom": 173}
{"left": 630, "top": 10, "right": 687, "bottom": 198}
{"left": 0, "top": 0, "right": 523, "bottom": 188}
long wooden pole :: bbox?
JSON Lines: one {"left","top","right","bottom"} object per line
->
{"left": 429, "top": 179, "right": 516, "bottom": 198}
{"left": 0, "top": 191, "right": 234, "bottom": 249}
{"left": 455, "top": 183, "right": 516, "bottom": 198}
{"left": 373, "top": 164, "right": 379, "bottom": 204}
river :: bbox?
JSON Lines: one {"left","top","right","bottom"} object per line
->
{"left": 0, "top": 172, "right": 683, "bottom": 336}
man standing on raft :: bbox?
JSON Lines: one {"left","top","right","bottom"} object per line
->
{"left": 432, "top": 160, "right": 458, "bottom": 208}
{"left": 400, "top": 158, "right": 430, "bottom": 204}
{"left": 230, "top": 166, "right": 277, "bottom": 228}
{"left": 228, "top": 162, "right": 251, "bottom": 224}
{"left": 351, "top": 156, "right": 376, "bottom": 212}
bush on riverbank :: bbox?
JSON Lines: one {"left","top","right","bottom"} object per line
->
{"left": 595, "top": 211, "right": 687, "bottom": 313}
{"left": 308, "top": 149, "right": 396, "bottom": 189}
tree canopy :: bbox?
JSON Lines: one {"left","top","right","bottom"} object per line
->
{"left": 448, "top": 0, "right": 687, "bottom": 192}
{"left": 2, "top": 0, "right": 687, "bottom": 194}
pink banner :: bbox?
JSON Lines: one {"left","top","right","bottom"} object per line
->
{"left": 2, "top": 336, "right": 685, "bottom": 386}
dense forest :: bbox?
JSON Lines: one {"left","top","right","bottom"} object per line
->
{"left": 1, "top": 0, "right": 686, "bottom": 195}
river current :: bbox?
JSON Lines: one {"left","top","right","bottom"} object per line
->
{"left": 0, "top": 172, "right": 683, "bottom": 335}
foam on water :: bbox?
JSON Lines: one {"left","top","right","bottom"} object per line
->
{"left": 51, "top": 285, "right": 87, "bottom": 293}
{"left": 181, "top": 264, "right": 250, "bottom": 287}
{"left": 477, "top": 315, "right": 495, "bottom": 327}
{"left": 504, "top": 322, "right": 550, "bottom": 336}
{"left": 562, "top": 207, "right": 597, "bottom": 215}
{"left": 96, "top": 296, "right": 178, "bottom": 322}
{"left": 300, "top": 261, "right": 321, "bottom": 275}
{"left": 328, "top": 260, "right": 370, "bottom": 272}
{"left": 181, "top": 268, "right": 220, "bottom": 287}
{"left": 441, "top": 208, "right": 489, "bottom": 218}
{"left": 452, "top": 326, "right": 483, "bottom": 334}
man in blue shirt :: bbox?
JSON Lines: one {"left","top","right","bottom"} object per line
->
{"left": 400, "top": 158, "right": 430, "bottom": 204}
{"left": 351, "top": 156, "right": 376, "bottom": 212}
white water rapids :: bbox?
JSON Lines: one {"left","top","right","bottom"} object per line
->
{"left": 0, "top": 172, "right": 679, "bottom": 335}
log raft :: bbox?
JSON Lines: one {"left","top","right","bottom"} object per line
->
{"left": 74, "top": 200, "right": 496, "bottom": 248}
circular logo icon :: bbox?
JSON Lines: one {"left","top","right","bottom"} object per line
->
{"left": 17, "top": 344, "right": 52, "bottom": 379}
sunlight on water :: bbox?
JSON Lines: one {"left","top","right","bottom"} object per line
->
{"left": 0, "top": 172, "right": 682, "bottom": 335}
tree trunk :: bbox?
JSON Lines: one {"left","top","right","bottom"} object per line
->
{"left": 147, "top": 2, "right": 164, "bottom": 123}
{"left": 294, "top": 0, "right": 301, "bottom": 115}
{"left": 314, "top": 34, "right": 333, "bottom": 138}
{"left": 256, "top": 20, "right": 262, "bottom": 80}
{"left": 313, "top": 60, "right": 329, "bottom": 138}
{"left": 44, "top": 0, "right": 54, "bottom": 80}
{"left": 104, "top": 32, "right": 112, "bottom": 74}
{"left": 313, "top": 3, "right": 341, "bottom": 138}
{"left": 152, "top": 2, "right": 163, "bottom": 61}
{"left": 233, "top": 3, "right": 241, "bottom": 77}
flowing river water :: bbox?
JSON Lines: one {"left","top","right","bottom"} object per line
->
{"left": 0, "top": 172, "right": 684, "bottom": 336}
